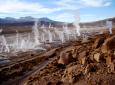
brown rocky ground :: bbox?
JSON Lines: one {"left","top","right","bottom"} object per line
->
{"left": 0, "top": 29, "right": 115, "bottom": 85}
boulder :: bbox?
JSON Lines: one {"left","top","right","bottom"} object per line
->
{"left": 93, "top": 53, "right": 101, "bottom": 62}
{"left": 101, "top": 35, "right": 115, "bottom": 53}
{"left": 58, "top": 46, "right": 76, "bottom": 65}
{"left": 58, "top": 53, "right": 72, "bottom": 65}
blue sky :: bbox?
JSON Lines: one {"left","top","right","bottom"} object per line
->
{"left": 0, "top": 0, "right": 115, "bottom": 22}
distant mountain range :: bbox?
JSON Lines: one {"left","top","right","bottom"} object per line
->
{"left": 0, "top": 16, "right": 66, "bottom": 34}
{"left": 0, "top": 16, "right": 64, "bottom": 27}
{"left": 0, "top": 16, "right": 115, "bottom": 34}
{"left": 0, "top": 16, "right": 53, "bottom": 23}
{"left": 80, "top": 17, "right": 115, "bottom": 27}
{"left": 0, "top": 16, "right": 115, "bottom": 26}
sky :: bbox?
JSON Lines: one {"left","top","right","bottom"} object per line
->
{"left": 0, "top": 0, "right": 115, "bottom": 22}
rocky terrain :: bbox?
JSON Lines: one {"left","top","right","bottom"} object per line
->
{"left": 0, "top": 29, "right": 115, "bottom": 85}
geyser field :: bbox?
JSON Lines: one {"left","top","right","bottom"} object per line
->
{"left": 0, "top": 18, "right": 115, "bottom": 85}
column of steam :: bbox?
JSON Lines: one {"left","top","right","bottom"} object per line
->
{"left": 63, "top": 23, "right": 70, "bottom": 41}
{"left": 41, "top": 31, "right": 45, "bottom": 43}
{"left": 48, "top": 30, "right": 53, "bottom": 43}
{"left": 15, "top": 30, "right": 19, "bottom": 51}
{"left": 73, "top": 14, "right": 81, "bottom": 36}
{"left": 43, "top": 29, "right": 47, "bottom": 43}
{"left": 60, "top": 31, "right": 65, "bottom": 43}
{"left": 54, "top": 28, "right": 59, "bottom": 42}
{"left": 48, "top": 23, "right": 53, "bottom": 43}
{"left": 33, "top": 19, "right": 41, "bottom": 45}
{"left": 26, "top": 33, "right": 32, "bottom": 49}
{"left": 56, "top": 28, "right": 65, "bottom": 43}
{"left": 0, "top": 29, "right": 10, "bottom": 53}
{"left": 0, "top": 29, "right": 4, "bottom": 53}
{"left": 106, "top": 21, "right": 112, "bottom": 34}
{"left": 2, "top": 35, "right": 10, "bottom": 53}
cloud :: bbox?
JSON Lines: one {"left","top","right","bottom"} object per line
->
{"left": 55, "top": 0, "right": 111, "bottom": 9}
{"left": 0, "top": 0, "right": 112, "bottom": 15}
{"left": 53, "top": 13, "right": 75, "bottom": 22}
{"left": 0, "top": 0, "right": 112, "bottom": 22}
{"left": 54, "top": 13, "right": 95, "bottom": 22}
{"left": 79, "top": 0, "right": 111, "bottom": 7}
{"left": 55, "top": 0, "right": 82, "bottom": 10}
{"left": 0, "top": 0, "right": 55, "bottom": 14}
{"left": 81, "top": 14, "right": 96, "bottom": 17}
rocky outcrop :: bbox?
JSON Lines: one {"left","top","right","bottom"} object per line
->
{"left": 58, "top": 52, "right": 72, "bottom": 65}
{"left": 93, "top": 36, "right": 105, "bottom": 49}
{"left": 101, "top": 35, "right": 115, "bottom": 53}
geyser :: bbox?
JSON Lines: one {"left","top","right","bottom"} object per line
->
{"left": 106, "top": 21, "right": 112, "bottom": 34}
{"left": 73, "top": 14, "right": 81, "bottom": 36}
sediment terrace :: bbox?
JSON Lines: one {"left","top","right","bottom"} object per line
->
{"left": 0, "top": 30, "right": 115, "bottom": 85}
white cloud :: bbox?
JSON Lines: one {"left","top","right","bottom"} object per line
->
{"left": 0, "top": 0, "right": 112, "bottom": 14}
{"left": 81, "top": 14, "right": 95, "bottom": 17}
{"left": 55, "top": 0, "right": 111, "bottom": 9}
{"left": 0, "top": 0, "right": 112, "bottom": 22}
{"left": 55, "top": 0, "right": 82, "bottom": 10}
{"left": 79, "top": 0, "right": 111, "bottom": 7}
{"left": 53, "top": 13, "right": 75, "bottom": 22}
{"left": 0, "top": 0, "right": 55, "bottom": 14}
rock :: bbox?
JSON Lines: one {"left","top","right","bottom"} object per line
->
{"left": 84, "top": 65, "right": 90, "bottom": 74}
{"left": 79, "top": 51, "right": 87, "bottom": 58}
{"left": 106, "top": 55, "right": 115, "bottom": 73}
{"left": 84, "top": 64, "right": 97, "bottom": 74}
{"left": 93, "top": 53, "right": 101, "bottom": 62}
{"left": 81, "top": 57, "right": 87, "bottom": 65}
{"left": 62, "top": 46, "right": 75, "bottom": 54}
{"left": 114, "top": 51, "right": 115, "bottom": 55}
{"left": 101, "top": 35, "right": 115, "bottom": 53}
{"left": 79, "top": 51, "right": 87, "bottom": 65}
{"left": 47, "top": 80, "right": 57, "bottom": 85}
{"left": 72, "top": 46, "right": 82, "bottom": 59}
{"left": 82, "top": 36, "right": 89, "bottom": 43}
{"left": 62, "top": 65, "right": 83, "bottom": 84}
{"left": 109, "top": 62, "right": 115, "bottom": 73}
{"left": 71, "top": 48, "right": 77, "bottom": 59}
{"left": 93, "top": 36, "right": 105, "bottom": 49}
{"left": 72, "top": 53, "right": 77, "bottom": 59}
{"left": 106, "top": 56, "right": 112, "bottom": 66}
{"left": 58, "top": 46, "right": 75, "bottom": 65}
{"left": 58, "top": 53, "right": 72, "bottom": 65}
